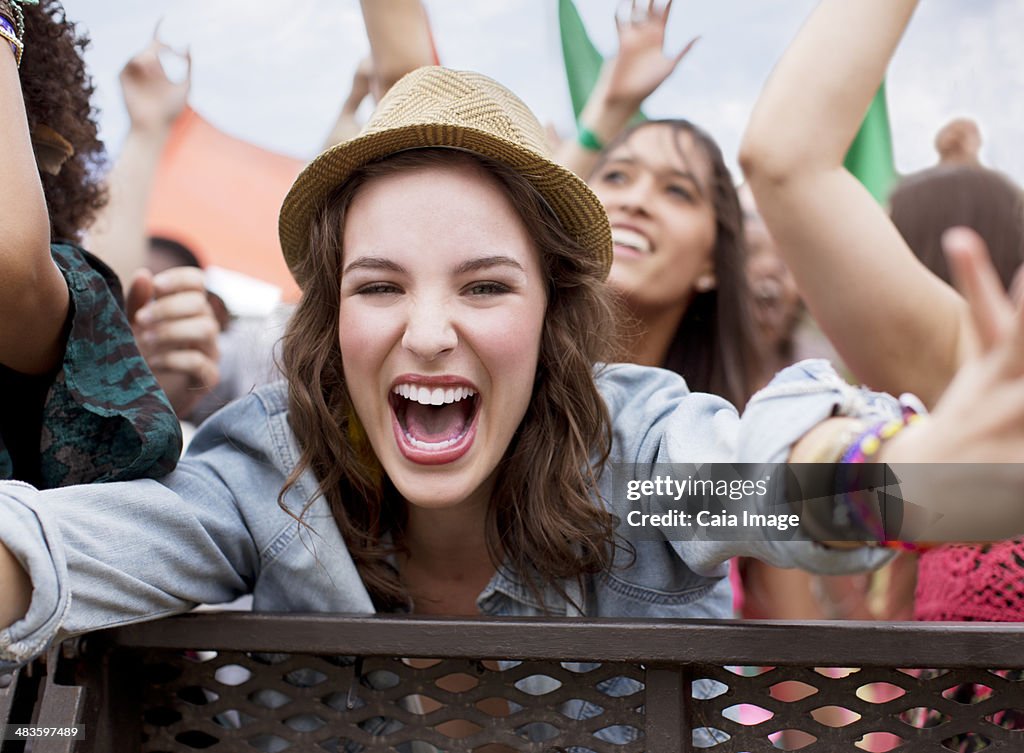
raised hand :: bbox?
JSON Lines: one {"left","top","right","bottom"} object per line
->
{"left": 127, "top": 266, "right": 220, "bottom": 419}
{"left": 606, "top": 0, "right": 698, "bottom": 108}
{"left": 879, "top": 228, "right": 1024, "bottom": 535}
{"left": 120, "top": 30, "right": 191, "bottom": 133}
{"left": 558, "top": 0, "right": 698, "bottom": 177}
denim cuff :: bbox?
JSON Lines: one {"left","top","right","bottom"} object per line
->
{"left": 0, "top": 483, "right": 68, "bottom": 669}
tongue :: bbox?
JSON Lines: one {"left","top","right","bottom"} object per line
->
{"left": 404, "top": 400, "right": 472, "bottom": 443}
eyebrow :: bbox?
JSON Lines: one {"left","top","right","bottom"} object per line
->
{"left": 342, "top": 256, "right": 405, "bottom": 276}
{"left": 342, "top": 255, "right": 525, "bottom": 276}
{"left": 454, "top": 256, "right": 525, "bottom": 275}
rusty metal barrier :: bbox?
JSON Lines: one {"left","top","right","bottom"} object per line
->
{"left": 12, "top": 614, "right": 1024, "bottom": 752}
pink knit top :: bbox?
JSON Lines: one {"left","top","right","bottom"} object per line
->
{"left": 915, "top": 540, "right": 1024, "bottom": 622}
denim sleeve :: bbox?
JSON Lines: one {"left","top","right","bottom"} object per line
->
{"left": 0, "top": 393, "right": 280, "bottom": 670}
{"left": 597, "top": 361, "right": 906, "bottom": 577}
{"left": 670, "top": 360, "right": 906, "bottom": 575}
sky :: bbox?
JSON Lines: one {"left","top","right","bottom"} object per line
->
{"left": 63, "top": 0, "right": 1024, "bottom": 185}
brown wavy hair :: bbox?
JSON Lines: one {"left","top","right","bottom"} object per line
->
{"left": 280, "top": 149, "right": 619, "bottom": 611}
{"left": 593, "top": 120, "right": 762, "bottom": 407}
{"left": 21, "top": 0, "right": 107, "bottom": 243}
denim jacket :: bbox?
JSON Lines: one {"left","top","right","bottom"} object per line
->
{"left": 0, "top": 360, "right": 899, "bottom": 671}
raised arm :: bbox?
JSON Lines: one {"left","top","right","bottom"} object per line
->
{"left": 0, "top": 4, "right": 67, "bottom": 374}
{"left": 86, "top": 37, "right": 190, "bottom": 284}
{"left": 322, "top": 56, "right": 374, "bottom": 149}
{"left": 556, "top": 0, "right": 697, "bottom": 178}
{"left": 739, "top": 0, "right": 971, "bottom": 408}
{"left": 358, "top": 0, "right": 435, "bottom": 99}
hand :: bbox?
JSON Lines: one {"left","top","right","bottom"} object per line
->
{"left": 127, "top": 266, "right": 220, "bottom": 419}
{"left": 605, "top": 0, "right": 698, "bottom": 108}
{"left": 879, "top": 228, "right": 1024, "bottom": 536}
{"left": 344, "top": 56, "right": 375, "bottom": 111}
{"left": 120, "top": 30, "right": 191, "bottom": 133}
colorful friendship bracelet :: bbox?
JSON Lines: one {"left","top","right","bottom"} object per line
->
{"left": 839, "top": 409, "right": 921, "bottom": 464}
{"left": 837, "top": 408, "right": 928, "bottom": 550}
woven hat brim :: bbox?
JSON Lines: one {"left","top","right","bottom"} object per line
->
{"left": 279, "top": 123, "right": 612, "bottom": 286}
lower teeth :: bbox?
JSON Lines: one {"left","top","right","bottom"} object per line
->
{"left": 405, "top": 432, "right": 461, "bottom": 450}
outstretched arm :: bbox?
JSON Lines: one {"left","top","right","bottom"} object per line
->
{"left": 556, "top": 0, "right": 697, "bottom": 177}
{"left": 0, "top": 15, "right": 66, "bottom": 374}
{"left": 739, "top": 0, "right": 971, "bottom": 408}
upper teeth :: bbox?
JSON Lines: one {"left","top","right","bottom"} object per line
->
{"left": 392, "top": 384, "right": 477, "bottom": 406}
{"left": 612, "top": 227, "right": 652, "bottom": 254}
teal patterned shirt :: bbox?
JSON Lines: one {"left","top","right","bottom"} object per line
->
{"left": 0, "top": 243, "right": 181, "bottom": 487}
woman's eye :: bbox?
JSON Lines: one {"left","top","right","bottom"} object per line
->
{"left": 598, "top": 169, "right": 628, "bottom": 185}
{"left": 667, "top": 184, "right": 694, "bottom": 201}
{"left": 465, "top": 281, "right": 511, "bottom": 296}
{"left": 356, "top": 282, "right": 401, "bottom": 295}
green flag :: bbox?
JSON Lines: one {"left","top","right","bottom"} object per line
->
{"left": 558, "top": 0, "right": 646, "bottom": 123}
{"left": 844, "top": 82, "right": 898, "bottom": 204}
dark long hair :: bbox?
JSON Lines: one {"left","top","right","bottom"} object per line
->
{"left": 594, "top": 120, "right": 761, "bottom": 407}
{"left": 280, "top": 149, "right": 620, "bottom": 610}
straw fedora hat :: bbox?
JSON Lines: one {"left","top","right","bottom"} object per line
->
{"left": 278, "top": 66, "right": 612, "bottom": 285}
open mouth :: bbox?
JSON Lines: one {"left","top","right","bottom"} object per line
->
{"left": 612, "top": 227, "right": 653, "bottom": 256}
{"left": 389, "top": 382, "right": 480, "bottom": 464}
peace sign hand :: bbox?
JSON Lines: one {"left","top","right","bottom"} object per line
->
{"left": 879, "top": 227, "right": 1024, "bottom": 538}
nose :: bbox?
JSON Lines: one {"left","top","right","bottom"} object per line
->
{"left": 610, "top": 176, "right": 653, "bottom": 215}
{"left": 401, "top": 295, "right": 458, "bottom": 362}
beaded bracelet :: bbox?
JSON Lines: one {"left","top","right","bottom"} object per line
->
{"left": 837, "top": 408, "right": 928, "bottom": 551}
{"left": 577, "top": 124, "right": 604, "bottom": 152}
{"left": 0, "top": 15, "right": 21, "bottom": 66}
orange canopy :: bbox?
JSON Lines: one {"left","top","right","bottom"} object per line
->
{"left": 146, "top": 107, "right": 305, "bottom": 302}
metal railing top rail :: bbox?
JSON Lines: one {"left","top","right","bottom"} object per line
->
{"left": 90, "top": 613, "right": 1024, "bottom": 667}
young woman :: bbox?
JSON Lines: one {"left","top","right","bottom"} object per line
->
{"left": 2, "top": 66, "right": 1024, "bottom": 679}
{"left": 589, "top": 118, "right": 761, "bottom": 407}
{"left": 557, "top": 3, "right": 760, "bottom": 407}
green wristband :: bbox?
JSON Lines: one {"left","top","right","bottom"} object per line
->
{"left": 577, "top": 125, "right": 604, "bottom": 152}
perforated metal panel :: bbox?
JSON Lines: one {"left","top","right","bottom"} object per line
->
{"left": 690, "top": 665, "right": 1024, "bottom": 752}
{"left": 137, "top": 651, "right": 645, "bottom": 752}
